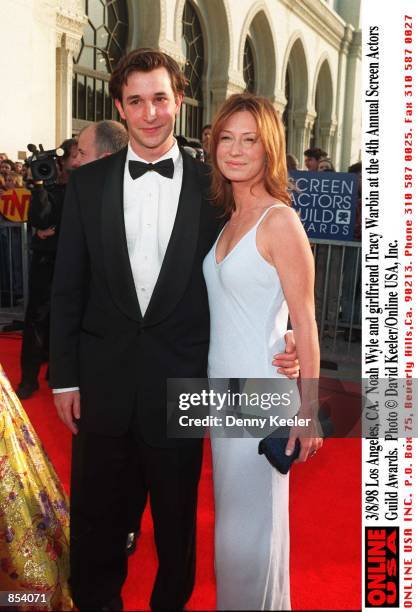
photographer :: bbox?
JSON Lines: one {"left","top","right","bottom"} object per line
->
{"left": 16, "top": 138, "right": 77, "bottom": 399}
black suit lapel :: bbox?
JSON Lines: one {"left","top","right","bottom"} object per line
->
{"left": 101, "top": 147, "right": 142, "bottom": 322}
{"left": 144, "top": 151, "right": 202, "bottom": 327}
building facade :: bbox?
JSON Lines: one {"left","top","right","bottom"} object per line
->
{"left": 1, "top": 0, "right": 361, "bottom": 169}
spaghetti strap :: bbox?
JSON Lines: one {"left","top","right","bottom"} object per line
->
{"left": 255, "top": 203, "right": 289, "bottom": 228}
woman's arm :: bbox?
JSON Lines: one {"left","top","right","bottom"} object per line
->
{"left": 259, "top": 206, "right": 323, "bottom": 461}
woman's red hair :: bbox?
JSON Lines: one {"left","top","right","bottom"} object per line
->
{"left": 210, "top": 93, "right": 291, "bottom": 217}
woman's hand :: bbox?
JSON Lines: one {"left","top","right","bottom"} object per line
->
{"left": 285, "top": 415, "right": 323, "bottom": 462}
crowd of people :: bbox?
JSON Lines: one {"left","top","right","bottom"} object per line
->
{"left": 0, "top": 137, "right": 360, "bottom": 200}
{"left": 0, "top": 157, "right": 29, "bottom": 309}
{"left": 0, "top": 124, "right": 211, "bottom": 196}
{"left": 1, "top": 124, "right": 362, "bottom": 382}
{"left": 2, "top": 135, "right": 361, "bottom": 386}
{"left": 0, "top": 155, "right": 27, "bottom": 193}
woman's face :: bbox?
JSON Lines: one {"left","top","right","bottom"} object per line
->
{"left": 318, "top": 160, "right": 333, "bottom": 172}
{"left": 216, "top": 111, "right": 266, "bottom": 186}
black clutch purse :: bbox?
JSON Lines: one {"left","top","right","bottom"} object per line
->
{"left": 258, "top": 408, "right": 333, "bottom": 474}
{"left": 258, "top": 430, "right": 301, "bottom": 474}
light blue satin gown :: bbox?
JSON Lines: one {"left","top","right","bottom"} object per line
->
{"left": 203, "top": 204, "right": 299, "bottom": 610}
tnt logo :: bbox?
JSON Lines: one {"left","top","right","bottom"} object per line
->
{"left": 0, "top": 188, "right": 31, "bottom": 222}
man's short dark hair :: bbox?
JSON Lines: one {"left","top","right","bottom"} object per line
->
{"left": 348, "top": 161, "right": 362, "bottom": 174}
{"left": 304, "top": 147, "right": 327, "bottom": 160}
{"left": 109, "top": 48, "right": 187, "bottom": 102}
{"left": 201, "top": 124, "right": 211, "bottom": 133}
{"left": 94, "top": 121, "right": 129, "bottom": 156}
{"left": 60, "top": 138, "right": 78, "bottom": 161}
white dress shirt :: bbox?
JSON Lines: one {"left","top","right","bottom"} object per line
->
{"left": 124, "top": 140, "right": 183, "bottom": 313}
{"left": 53, "top": 139, "right": 183, "bottom": 394}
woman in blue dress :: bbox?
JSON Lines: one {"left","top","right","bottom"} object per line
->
{"left": 203, "top": 94, "right": 323, "bottom": 610}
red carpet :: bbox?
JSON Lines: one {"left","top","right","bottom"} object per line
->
{"left": 0, "top": 335, "right": 361, "bottom": 610}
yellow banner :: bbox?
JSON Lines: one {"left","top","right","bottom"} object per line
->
{"left": 0, "top": 188, "right": 31, "bottom": 222}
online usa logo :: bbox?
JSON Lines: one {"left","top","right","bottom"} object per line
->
{"left": 365, "top": 527, "right": 399, "bottom": 607}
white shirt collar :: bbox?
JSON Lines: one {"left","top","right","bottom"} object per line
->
{"left": 126, "top": 139, "right": 181, "bottom": 166}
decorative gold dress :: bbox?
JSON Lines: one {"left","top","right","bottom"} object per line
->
{"left": 0, "top": 365, "right": 72, "bottom": 610}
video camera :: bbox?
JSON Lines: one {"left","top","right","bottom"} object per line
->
{"left": 26, "top": 144, "right": 64, "bottom": 186}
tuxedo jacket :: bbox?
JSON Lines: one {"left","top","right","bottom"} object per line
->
{"left": 50, "top": 147, "right": 220, "bottom": 446}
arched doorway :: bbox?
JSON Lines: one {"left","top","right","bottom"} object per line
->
{"left": 239, "top": 7, "right": 276, "bottom": 98}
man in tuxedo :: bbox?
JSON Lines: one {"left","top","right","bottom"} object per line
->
{"left": 71, "top": 119, "right": 146, "bottom": 554}
{"left": 50, "top": 49, "right": 298, "bottom": 611}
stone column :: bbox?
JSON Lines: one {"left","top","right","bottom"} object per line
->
{"left": 209, "top": 73, "right": 245, "bottom": 119}
{"left": 293, "top": 111, "right": 316, "bottom": 166}
{"left": 272, "top": 93, "right": 287, "bottom": 118}
{"left": 284, "top": 108, "right": 296, "bottom": 156}
{"left": 333, "top": 24, "right": 353, "bottom": 168}
{"left": 55, "top": 3, "right": 86, "bottom": 143}
{"left": 273, "top": 91, "right": 292, "bottom": 153}
{"left": 319, "top": 119, "right": 338, "bottom": 158}
{"left": 338, "top": 28, "right": 362, "bottom": 169}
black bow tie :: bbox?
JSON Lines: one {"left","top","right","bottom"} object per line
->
{"left": 128, "top": 158, "right": 175, "bottom": 180}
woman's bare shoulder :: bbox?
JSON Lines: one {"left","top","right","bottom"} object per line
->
{"left": 261, "top": 203, "right": 301, "bottom": 233}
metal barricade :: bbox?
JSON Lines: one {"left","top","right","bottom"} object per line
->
{"left": 0, "top": 221, "right": 29, "bottom": 325}
{"left": 311, "top": 238, "right": 361, "bottom": 355}
{"left": 0, "top": 226, "right": 359, "bottom": 357}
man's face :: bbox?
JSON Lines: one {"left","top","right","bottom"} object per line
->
{"left": 62, "top": 145, "right": 79, "bottom": 172}
{"left": 115, "top": 67, "right": 182, "bottom": 161}
{"left": 304, "top": 156, "right": 319, "bottom": 171}
{"left": 73, "top": 126, "right": 99, "bottom": 168}
{"left": 57, "top": 144, "right": 78, "bottom": 184}
{"left": 201, "top": 127, "right": 211, "bottom": 154}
